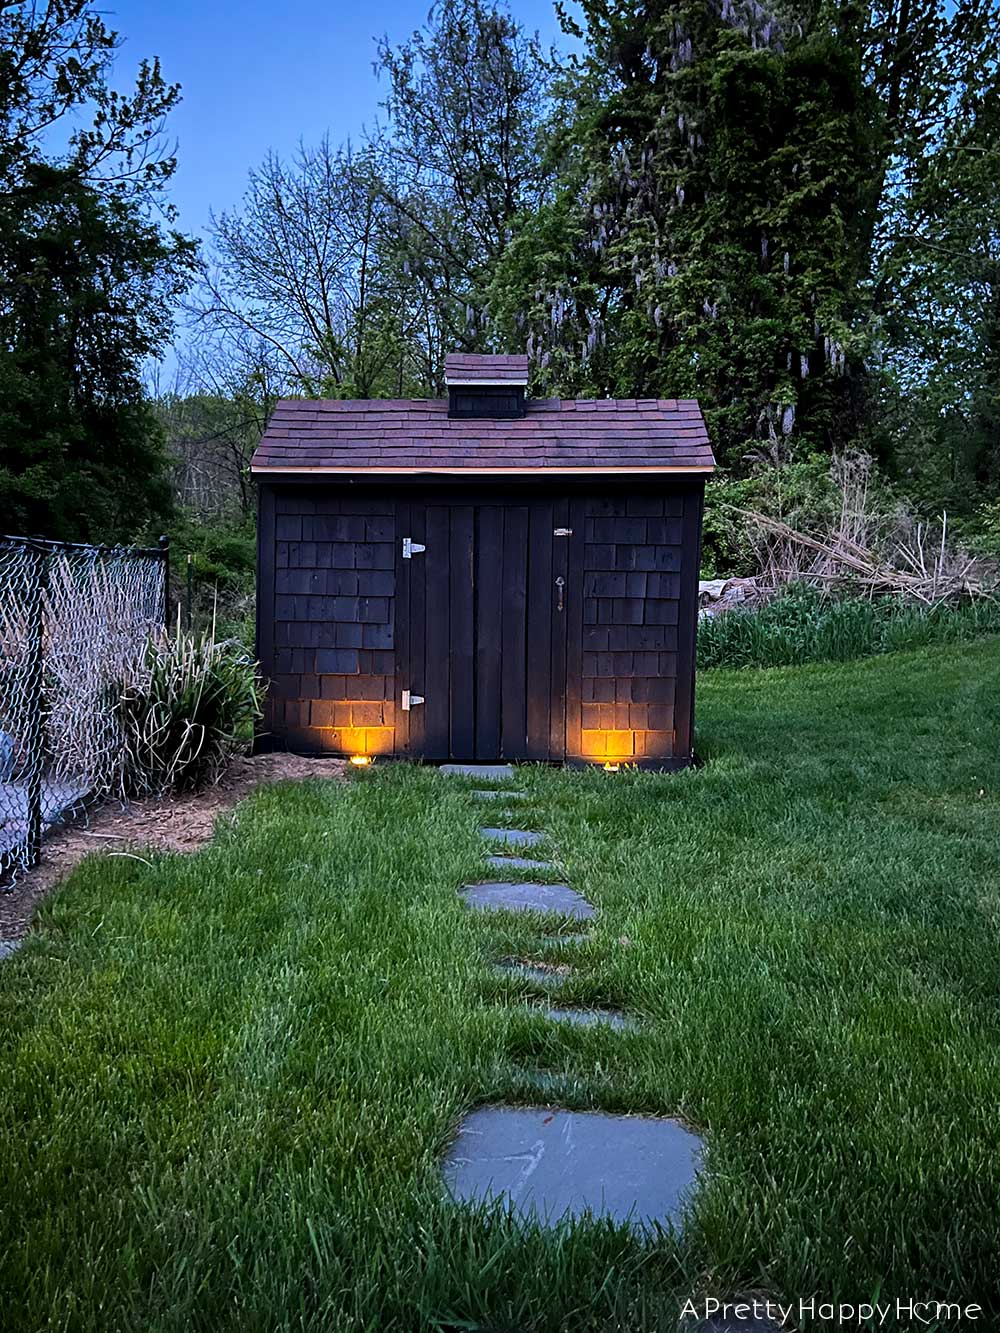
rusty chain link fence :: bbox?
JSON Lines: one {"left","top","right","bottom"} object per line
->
{"left": 0, "top": 534, "right": 168, "bottom": 886}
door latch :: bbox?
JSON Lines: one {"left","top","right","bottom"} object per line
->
{"left": 401, "top": 689, "right": 425, "bottom": 710}
{"left": 402, "top": 537, "right": 426, "bottom": 559}
{"left": 553, "top": 527, "right": 573, "bottom": 537}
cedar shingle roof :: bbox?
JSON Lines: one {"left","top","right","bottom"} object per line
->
{"left": 251, "top": 396, "right": 715, "bottom": 475}
{"left": 444, "top": 352, "right": 529, "bottom": 384}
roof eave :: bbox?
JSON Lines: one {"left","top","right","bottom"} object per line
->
{"left": 250, "top": 464, "right": 715, "bottom": 477}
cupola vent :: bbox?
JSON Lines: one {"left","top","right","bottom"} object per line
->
{"left": 445, "top": 353, "right": 528, "bottom": 419}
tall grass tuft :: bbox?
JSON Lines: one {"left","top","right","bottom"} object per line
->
{"left": 697, "top": 584, "right": 1000, "bottom": 670}
{"left": 118, "top": 621, "right": 262, "bottom": 795}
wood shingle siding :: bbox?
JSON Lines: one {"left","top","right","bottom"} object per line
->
{"left": 261, "top": 489, "right": 397, "bottom": 758}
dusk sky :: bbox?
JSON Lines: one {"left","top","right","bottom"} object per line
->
{"left": 105, "top": 1, "right": 570, "bottom": 244}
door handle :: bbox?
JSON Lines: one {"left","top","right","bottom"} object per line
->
{"left": 555, "top": 576, "right": 565, "bottom": 612}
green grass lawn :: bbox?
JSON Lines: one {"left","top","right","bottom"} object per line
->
{"left": 3, "top": 641, "right": 1000, "bottom": 1331}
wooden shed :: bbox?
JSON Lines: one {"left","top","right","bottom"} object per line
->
{"left": 252, "top": 354, "right": 715, "bottom": 770}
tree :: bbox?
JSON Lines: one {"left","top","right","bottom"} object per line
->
{"left": 374, "top": 0, "right": 553, "bottom": 374}
{"left": 0, "top": 0, "right": 195, "bottom": 542}
{"left": 861, "top": 0, "right": 1000, "bottom": 509}
{"left": 192, "top": 141, "right": 430, "bottom": 400}
{"left": 190, "top": 0, "right": 553, "bottom": 403}
{"left": 492, "top": 0, "right": 877, "bottom": 469}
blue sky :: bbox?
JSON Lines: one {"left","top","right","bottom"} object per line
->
{"left": 104, "top": 0, "right": 569, "bottom": 243}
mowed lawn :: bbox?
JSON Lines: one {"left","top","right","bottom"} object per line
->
{"left": 3, "top": 642, "right": 1000, "bottom": 1331}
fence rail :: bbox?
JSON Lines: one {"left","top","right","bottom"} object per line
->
{"left": 0, "top": 534, "right": 167, "bottom": 885}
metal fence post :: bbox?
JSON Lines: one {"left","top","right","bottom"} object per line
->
{"left": 158, "top": 534, "right": 170, "bottom": 626}
{"left": 24, "top": 545, "right": 46, "bottom": 869}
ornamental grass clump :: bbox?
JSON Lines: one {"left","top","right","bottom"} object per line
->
{"left": 118, "top": 622, "right": 261, "bottom": 796}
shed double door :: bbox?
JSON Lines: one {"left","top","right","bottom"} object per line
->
{"left": 397, "top": 496, "right": 570, "bottom": 762}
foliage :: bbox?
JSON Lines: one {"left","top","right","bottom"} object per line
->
{"left": 701, "top": 457, "right": 838, "bottom": 576}
{"left": 117, "top": 623, "right": 261, "bottom": 795}
{"left": 166, "top": 513, "right": 257, "bottom": 640}
{"left": 4, "top": 642, "right": 1000, "bottom": 1323}
{"left": 0, "top": 0, "right": 196, "bottom": 543}
{"left": 155, "top": 393, "right": 265, "bottom": 523}
{"left": 959, "top": 498, "right": 1000, "bottom": 559}
{"left": 373, "top": 0, "right": 553, "bottom": 366}
{"left": 491, "top": 1, "right": 878, "bottom": 467}
{"left": 863, "top": 0, "right": 1000, "bottom": 508}
{"left": 697, "top": 581, "right": 1000, "bottom": 668}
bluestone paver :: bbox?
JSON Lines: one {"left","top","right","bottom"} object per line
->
{"left": 0, "top": 939, "right": 21, "bottom": 962}
{"left": 486, "top": 853, "right": 554, "bottom": 872}
{"left": 441, "top": 764, "right": 514, "bottom": 779}
{"left": 472, "top": 789, "right": 527, "bottom": 801}
{"left": 480, "top": 827, "right": 543, "bottom": 848}
{"left": 460, "top": 881, "right": 595, "bottom": 919}
{"left": 534, "top": 1005, "right": 637, "bottom": 1032}
{"left": 443, "top": 1105, "right": 701, "bottom": 1232}
{"left": 494, "top": 958, "right": 573, "bottom": 984}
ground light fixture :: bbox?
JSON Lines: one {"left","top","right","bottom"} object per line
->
{"left": 350, "top": 755, "right": 373, "bottom": 767}
{"left": 603, "top": 761, "right": 622, "bottom": 773}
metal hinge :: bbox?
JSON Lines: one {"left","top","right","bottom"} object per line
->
{"left": 402, "top": 537, "right": 426, "bottom": 559}
{"left": 401, "top": 689, "right": 425, "bottom": 711}
{"left": 553, "top": 527, "right": 573, "bottom": 537}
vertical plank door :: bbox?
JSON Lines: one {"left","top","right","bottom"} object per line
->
{"left": 401, "top": 493, "right": 569, "bottom": 763}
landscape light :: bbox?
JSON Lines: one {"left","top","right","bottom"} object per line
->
{"left": 350, "top": 755, "right": 372, "bottom": 767}
{"left": 603, "top": 761, "right": 621, "bottom": 773}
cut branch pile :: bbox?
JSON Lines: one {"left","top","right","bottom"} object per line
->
{"left": 733, "top": 454, "right": 997, "bottom": 606}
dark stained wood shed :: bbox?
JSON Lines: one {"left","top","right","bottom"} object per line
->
{"left": 252, "top": 354, "right": 716, "bottom": 770}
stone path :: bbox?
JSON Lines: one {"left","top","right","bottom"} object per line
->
{"left": 446, "top": 766, "right": 703, "bottom": 1241}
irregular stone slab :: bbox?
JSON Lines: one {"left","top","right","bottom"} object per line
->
{"left": 480, "top": 827, "right": 543, "bottom": 848}
{"left": 461, "top": 881, "right": 595, "bottom": 919}
{"left": 535, "top": 1006, "right": 636, "bottom": 1032}
{"left": 472, "top": 789, "right": 527, "bottom": 801}
{"left": 443, "top": 1105, "right": 701, "bottom": 1232}
{"left": 486, "top": 854, "right": 554, "bottom": 872}
{"left": 441, "top": 764, "right": 514, "bottom": 779}
{"left": 0, "top": 939, "right": 22, "bottom": 962}
{"left": 683, "top": 1305, "right": 785, "bottom": 1333}
{"left": 494, "top": 958, "right": 573, "bottom": 984}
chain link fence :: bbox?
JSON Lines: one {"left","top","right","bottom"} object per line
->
{"left": 0, "top": 534, "right": 168, "bottom": 886}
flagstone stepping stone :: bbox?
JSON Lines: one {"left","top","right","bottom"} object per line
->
{"left": 0, "top": 939, "right": 21, "bottom": 962}
{"left": 472, "top": 789, "right": 527, "bottom": 800}
{"left": 480, "top": 827, "right": 543, "bottom": 848}
{"left": 534, "top": 1005, "right": 636, "bottom": 1032}
{"left": 683, "top": 1307, "right": 785, "bottom": 1332}
{"left": 486, "top": 854, "right": 554, "bottom": 872}
{"left": 441, "top": 764, "right": 515, "bottom": 779}
{"left": 461, "top": 881, "right": 595, "bottom": 919}
{"left": 442, "top": 1105, "right": 701, "bottom": 1232}
{"left": 494, "top": 958, "right": 573, "bottom": 984}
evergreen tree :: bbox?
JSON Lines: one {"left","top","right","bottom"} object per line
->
{"left": 0, "top": 1, "right": 195, "bottom": 542}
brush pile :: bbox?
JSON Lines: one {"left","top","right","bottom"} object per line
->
{"left": 736, "top": 454, "right": 996, "bottom": 605}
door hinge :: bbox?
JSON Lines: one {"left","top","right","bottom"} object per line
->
{"left": 553, "top": 527, "right": 573, "bottom": 537}
{"left": 402, "top": 537, "right": 426, "bottom": 559}
{"left": 401, "top": 689, "right": 425, "bottom": 710}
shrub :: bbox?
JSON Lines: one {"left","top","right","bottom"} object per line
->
{"left": 697, "top": 583, "right": 1000, "bottom": 670}
{"left": 701, "top": 456, "right": 839, "bottom": 577}
{"left": 118, "top": 623, "right": 262, "bottom": 796}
